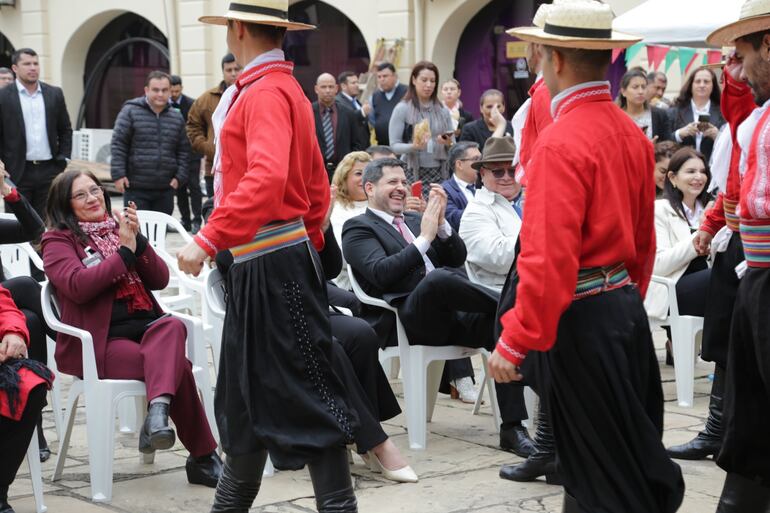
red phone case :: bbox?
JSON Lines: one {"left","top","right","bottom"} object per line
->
{"left": 411, "top": 181, "right": 423, "bottom": 198}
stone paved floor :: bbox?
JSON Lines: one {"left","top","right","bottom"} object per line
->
{"left": 7, "top": 227, "right": 726, "bottom": 512}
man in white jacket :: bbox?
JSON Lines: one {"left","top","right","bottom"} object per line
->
{"left": 459, "top": 136, "right": 522, "bottom": 292}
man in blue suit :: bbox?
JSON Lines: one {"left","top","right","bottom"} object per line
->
{"left": 441, "top": 141, "right": 481, "bottom": 232}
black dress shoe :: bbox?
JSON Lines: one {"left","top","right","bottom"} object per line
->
{"left": 0, "top": 500, "right": 14, "bottom": 513}
{"left": 500, "top": 452, "right": 562, "bottom": 485}
{"left": 191, "top": 221, "right": 201, "bottom": 235}
{"left": 37, "top": 417, "right": 51, "bottom": 462}
{"left": 500, "top": 424, "right": 536, "bottom": 458}
{"left": 187, "top": 451, "right": 223, "bottom": 488}
{"left": 666, "top": 434, "right": 720, "bottom": 460}
{"left": 39, "top": 446, "right": 51, "bottom": 463}
{"left": 139, "top": 403, "right": 176, "bottom": 454}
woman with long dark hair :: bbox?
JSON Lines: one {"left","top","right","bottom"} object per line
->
{"left": 668, "top": 66, "right": 725, "bottom": 162}
{"left": 616, "top": 69, "right": 671, "bottom": 141}
{"left": 645, "top": 147, "right": 713, "bottom": 323}
{"left": 388, "top": 61, "right": 454, "bottom": 194}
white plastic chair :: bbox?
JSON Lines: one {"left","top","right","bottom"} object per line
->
{"left": 649, "top": 275, "right": 704, "bottom": 408}
{"left": 42, "top": 282, "right": 219, "bottom": 502}
{"left": 347, "top": 265, "right": 501, "bottom": 450}
{"left": 203, "top": 268, "right": 275, "bottom": 477}
{"left": 0, "top": 242, "right": 44, "bottom": 279}
{"left": 25, "top": 426, "right": 48, "bottom": 513}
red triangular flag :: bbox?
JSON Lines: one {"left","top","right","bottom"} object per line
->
{"left": 612, "top": 48, "right": 624, "bottom": 64}
{"left": 646, "top": 45, "right": 670, "bottom": 71}
{"left": 684, "top": 51, "right": 702, "bottom": 75}
{"left": 708, "top": 50, "right": 723, "bottom": 65}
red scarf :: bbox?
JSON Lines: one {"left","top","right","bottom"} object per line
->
{"left": 78, "top": 217, "right": 154, "bottom": 313}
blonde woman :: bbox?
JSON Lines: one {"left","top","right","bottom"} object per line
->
{"left": 330, "top": 151, "right": 372, "bottom": 290}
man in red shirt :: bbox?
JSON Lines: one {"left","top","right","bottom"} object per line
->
{"left": 178, "top": 2, "right": 359, "bottom": 512}
{"left": 708, "top": 3, "right": 770, "bottom": 509}
{"left": 491, "top": 1, "right": 684, "bottom": 512}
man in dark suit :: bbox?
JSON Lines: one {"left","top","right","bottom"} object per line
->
{"left": 0, "top": 48, "right": 72, "bottom": 217}
{"left": 441, "top": 141, "right": 481, "bottom": 231}
{"left": 170, "top": 75, "right": 203, "bottom": 233}
{"left": 371, "top": 63, "right": 407, "bottom": 146}
{"left": 312, "top": 73, "right": 368, "bottom": 180}
{"left": 342, "top": 157, "right": 534, "bottom": 456}
{"left": 337, "top": 71, "right": 371, "bottom": 145}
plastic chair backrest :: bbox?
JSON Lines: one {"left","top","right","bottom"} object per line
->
{"left": 0, "top": 244, "right": 33, "bottom": 278}
{"left": 136, "top": 210, "right": 193, "bottom": 254}
{"left": 205, "top": 268, "right": 226, "bottom": 318}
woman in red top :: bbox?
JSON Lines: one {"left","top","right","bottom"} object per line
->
{"left": 0, "top": 284, "right": 53, "bottom": 513}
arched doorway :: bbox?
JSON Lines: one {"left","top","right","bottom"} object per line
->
{"left": 0, "top": 32, "right": 14, "bottom": 70}
{"left": 453, "top": 0, "right": 546, "bottom": 119}
{"left": 285, "top": 0, "right": 370, "bottom": 99}
{"left": 79, "top": 13, "right": 169, "bottom": 129}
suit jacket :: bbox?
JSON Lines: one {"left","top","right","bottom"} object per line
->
{"left": 336, "top": 92, "right": 371, "bottom": 143}
{"left": 650, "top": 107, "right": 672, "bottom": 142}
{"left": 312, "top": 100, "right": 368, "bottom": 173}
{"left": 41, "top": 229, "right": 169, "bottom": 379}
{"left": 0, "top": 81, "right": 73, "bottom": 182}
{"left": 668, "top": 101, "right": 725, "bottom": 162}
{"left": 441, "top": 177, "right": 471, "bottom": 231}
{"left": 171, "top": 94, "right": 202, "bottom": 162}
{"left": 342, "top": 209, "right": 466, "bottom": 344}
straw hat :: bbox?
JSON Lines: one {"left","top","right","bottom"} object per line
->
{"left": 506, "top": 0, "right": 641, "bottom": 50}
{"left": 472, "top": 137, "right": 518, "bottom": 170}
{"left": 199, "top": 0, "right": 315, "bottom": 31}
{"left": 708, "top": 0, "right": 770, "bottom": 46}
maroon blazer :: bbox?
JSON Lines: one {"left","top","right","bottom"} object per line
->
{"left": 41, "top": 229, "right": 169, "bottom": 378}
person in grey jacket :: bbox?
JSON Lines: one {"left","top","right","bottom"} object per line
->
{"left": 111, "top": 70, "right": 190, "bottom": 215}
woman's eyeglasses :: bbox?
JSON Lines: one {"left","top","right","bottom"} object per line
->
{"left": 484, "top": 166, "right": 516, "bottom": 179}
{"left": 71, "top": 186, "right": 104, "bottom": 202}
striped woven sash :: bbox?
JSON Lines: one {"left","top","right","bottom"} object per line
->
{"left": 574, "top": 263, "right": 631, "bottom": 300}
{"left": 740, "top": 221, "right": 770, "bottom": 268}
{"left": 724, "top": 197, "right": 740, "bottom": 232}
{"left": 230, "top": 218, "right": 309, "bottom": 264}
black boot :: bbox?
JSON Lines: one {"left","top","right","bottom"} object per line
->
{"left": 308, "top": 447, "right": 358, "bottom": 513}
{"left": 499, "top": 423, "right": 536, "bottom": 458}
{"left": 500, "top": 408, "right": 562, "bottom": 484}
{"left": 667, "top": 366, "right": 724, "bottom": 460}
{"left": 138, "top": 402, "right": 175, "bottom": 454}
{"left": 187, "top": 451, "right": 223, "bottom": 488}
{"left": 37, "top": 415, "right": 50, "bottom": 463}
{"left": 0, "top": 485, "right": 13, "bottom": 513}
{"left": 210, "top": 451, "right": 267, "bottom": 513}
{"left": 716, "top": 473, "right": 770, "bottom": 512}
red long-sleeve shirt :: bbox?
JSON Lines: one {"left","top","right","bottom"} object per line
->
{"left": 701, "top": 72, "right": 756, "bottom": 235}
{"left": 517, "top": 78, "right": 553, "bottom": 185}
{"left": 497, "top": 83, "right": 656, "bottom": 366}
{"left": 195, "top": 61, "right": 329, "bottom": 256}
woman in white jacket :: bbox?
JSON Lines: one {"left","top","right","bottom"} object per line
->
{"left": 645, "top": 147, "right": 712, "bottom": 327}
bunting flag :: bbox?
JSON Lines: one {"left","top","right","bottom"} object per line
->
{"left": 625, "top": 42, "right": 645, "bottom": 65}
{"left": 678, "top": 47, "right": 698, "bottom": 75}
{"left": 612, "top": 48, "right": 624, "bottom": 64}
{"left": 646, "top": 45, "right": 670, "bottom": 71}
{"left": 708, "top": 49, "right": 723, "bottom": 65}
{"left": 665, "top": 47, "right": 679, "bottom": 71}
{"left": 685, "top": 50, "right": 705, "bottom": 75}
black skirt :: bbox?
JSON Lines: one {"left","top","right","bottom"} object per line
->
{"left": 701, "top": 234, "right": 744, "bottom": 367}
{"left": 718, "top": 267, "right": 770, "bottom": 486}
{"left": 529, "top": 287, "right": 684, "bottom": 513}
{"left": 214, "top": 241, "right": 359, "bottom": 470}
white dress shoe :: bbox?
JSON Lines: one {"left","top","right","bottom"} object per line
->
{"left": 367, "top": 451, "right": 419, "bottom": 483}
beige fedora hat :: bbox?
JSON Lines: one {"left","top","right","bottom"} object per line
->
{"left": 506, "top": 0, "right": 641, "bottom": 51}
{"left": 199, "top": 0, "right": 315, "bottom": 31}
{"left": 708, "top": 0, "right": 770, "bottom": 46}
{"left": 472, "top": 136, "right": 517, "bottom": 170}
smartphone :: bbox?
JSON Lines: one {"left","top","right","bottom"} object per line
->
{"left": 698, "top": 114, "right": 711, "bottom": 131}
{"left": 440, "top": 131, "right": 454, "bottom": 139}
{"left": 411, "top": 181, "right": 423, "bottom": 198}
{"left": 145, "top": 312, "right": 172, "bottom": 330}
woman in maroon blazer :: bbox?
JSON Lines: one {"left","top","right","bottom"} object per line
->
{"left": 41, "top": 169, "right": 221, "bottom": 488}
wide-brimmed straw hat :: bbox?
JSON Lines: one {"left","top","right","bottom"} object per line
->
{"left": 708, "top": 0, "right": 770, "bottom": 46}
{"left": 506, "top": 0, "right": 641, "bottom": 50}
{"left": 472, "top": 137, "right": 517, "bottom": 170}
{"left": 199, "top": 0, "right": 315, "bottom": 31}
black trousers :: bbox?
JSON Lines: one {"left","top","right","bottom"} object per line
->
{"left": 719, "top": 267, "right": 770, "bottom": 486}
{"left": 16, "top": 160, "right": 61, "bottom": 219}
{"left": 397, "top": 268, "right": 528, "bottom": 424}
{"left": 531, "top": 287, "right": 684, "bottom": 513}
{"left": 177, "top": 161, "right": 203, "bottom": 226}
{"left": 124, "top": 188, "right": 175, "bottom": 215}
{"left": 0, "top": 384, "right": 46, "bottom": 487}
{"left": 204, "top": 175, "right": 214, "bottom": 197}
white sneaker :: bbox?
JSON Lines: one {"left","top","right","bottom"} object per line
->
{"left": 451, "top": 377, "right": 479, "bottom": 404}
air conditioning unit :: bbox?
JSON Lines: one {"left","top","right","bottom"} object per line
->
{"left": 72, "top": 129, "right": 113, "bottom": 164}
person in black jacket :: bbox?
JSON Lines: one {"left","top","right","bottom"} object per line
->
{"left": 341, "top": 158, "right": 535, "bottom": 458}
{"left": 170, "top": 75, "right": 203, "bottom": 233}
{"left": 111, "top": 71, "right": 190, "bottom": 214}
{"left": 616, "top": 68, "right": 671, "bottom": 142}
{"left": 0, "top": 158, "right": 55, "bottom": 462}
{"left": 0, "top": 48, "right": 72, "bottom": 218}
{"left": 458, "top": 89, "right": 513, "bottom": 151}
{"left": 370, "top": 63, "right": 407, "bottom": 146}
{"left": 313, "top": 73, "right": 368, "bottom": 180}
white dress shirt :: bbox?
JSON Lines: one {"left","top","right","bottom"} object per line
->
{"left": 368, "top": 207, "right": 452, "bottom": 273}
{"left": 16, "top": 79, "right": 52, "bottom": 161}
{"left": 330, "top": 199, "right": 368, "bottom": 290}
{"left": 453, "top": 174, "right": 475, "bottom": 202}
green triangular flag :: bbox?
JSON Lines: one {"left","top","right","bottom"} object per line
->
{"left": 625, "top": 42, "right": 644, "bottom": 65}
{"left": 665, "top": 48, "right": 678, "bottom": 71}
{"left": 679, "top": 47, "right": 697, "bottom": 76}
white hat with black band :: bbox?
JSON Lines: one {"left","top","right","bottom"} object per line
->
{"left": 199, "top": 0, "right": 315, "bottom": 31}
{"left": 708, "top": 0, "right": 770, "bottom": 47}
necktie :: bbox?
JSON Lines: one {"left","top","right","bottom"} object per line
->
{"left": 392, "top": 216, "right": 414, "bottom": 244}
{"left": 466, "top": 184, "right": 476, "bottom": 195}
{"left": 322, "top": 107, "right": 335, "bottom": 161}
